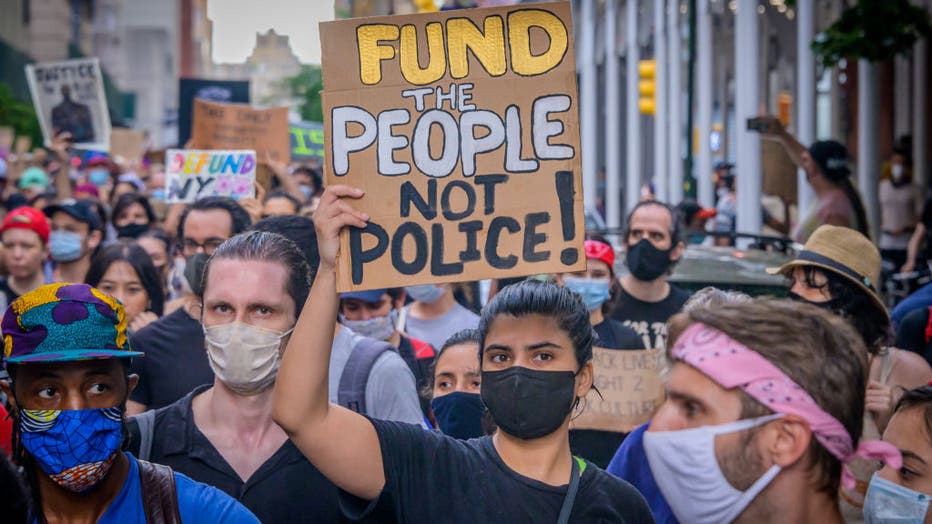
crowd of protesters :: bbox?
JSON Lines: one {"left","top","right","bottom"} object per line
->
{"left": 1, "top": 110, "right": 932, "bottom": 523}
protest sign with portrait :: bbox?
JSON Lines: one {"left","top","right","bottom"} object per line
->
{"left": 25, "top": 58, "right": 111, "bottom": 151}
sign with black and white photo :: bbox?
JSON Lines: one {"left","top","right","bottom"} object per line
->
{"left": 25, "top": 58, "right": 111, "bottom": 151}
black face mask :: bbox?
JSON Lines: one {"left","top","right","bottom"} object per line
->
{"left": 115, "top": 222, "right": 149, "bottom": 239}
{"left": 787, "top": 290, "right": 845, "bottom": 314}
{"left": 184, "top": 253, "right": 210, "bottom": 296}
{"left": 625, "top": 239, "right": 673, "bottom": 282}
{"left": 431, "top": 392, "right": 486, "bottom": 440}
{"left": 480, "top": 367, "right": 577, "bottom": 440}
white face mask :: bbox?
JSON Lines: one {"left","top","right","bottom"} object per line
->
{"left": 203, "top": 322, "right": 294, "bottom": 395}
{"left": 340, "top": 310, "right": 397, "bottom": 341}
{"left": 892, "top": 164, "right": 906, "bottom": 181}
{"left": 864, "top": 473, "right": 931, "bottom": 523}
{"left": 643, "top": 414, "right": 784, "bottom": 524}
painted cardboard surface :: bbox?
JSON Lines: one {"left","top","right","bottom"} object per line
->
{"left": 320, "top": 1, "right": 585, "bottom": 291}
{"left": 191, "top": 99, "right": 290, "bottom": 163}
{"left": 164, "top": 149, "right": 257, "bottom": 203}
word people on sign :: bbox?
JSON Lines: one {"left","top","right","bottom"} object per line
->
{"left": 165, "top": 149, "right": 256, "bottom": 204}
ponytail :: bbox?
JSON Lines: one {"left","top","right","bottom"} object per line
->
{"left": 839, "top": 177, "right": 871, "bottom": 240}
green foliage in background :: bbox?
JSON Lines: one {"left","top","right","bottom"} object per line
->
{"left": 0, "top": 83, "right": 42, "bottom": 145}
{"left": 285, "top": 64, "right": 324, "bottom": 123}
{"left": 812, "top": 0, "right": 932, "bottom": 66}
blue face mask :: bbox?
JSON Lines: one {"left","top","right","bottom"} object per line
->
{"left": 19, "top": 407, "right": 124, "bottom": 492}
{"left": 88, "top": 168, "right": 110, "bottom": 186}
{"left": 340, "top": 310, "right": 397, "bottom": 341}
{"left": 299, "top": 185, "right": 313, "bottom": 199}
{"left": 563, "top": 276, "right": 611, "bottom": 311}
{"left": 49, "top": 230, "right": 84, "bottom": 263}
{"left": 431, "top": 391, "right": 486, "bottom": 440}
{"left": 864, "top": 473, "right": 931, "bottom": 523}
{"left": 406, "top": 284, "right": 446, "bottom": 304}
{"left": 150, "top": 188, "right": 166, "bottom": 201}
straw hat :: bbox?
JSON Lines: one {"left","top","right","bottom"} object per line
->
{"left": 767, "top": 225, "right": 887, "bottom": 321}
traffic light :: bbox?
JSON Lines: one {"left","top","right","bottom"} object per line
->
{"left": 638, "top": 59, "right": 656, "bottom": 115}
{"left": 414, "top": 0, "right": 438, "bottom": 12}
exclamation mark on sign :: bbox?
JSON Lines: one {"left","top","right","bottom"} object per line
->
{"left": 555, "top": 171, "right": 579, "bottom": 266}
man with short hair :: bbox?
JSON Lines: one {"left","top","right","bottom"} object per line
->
{"left": 622, "top": 299, "right": 901, "bottom": 523}
{"left": 127, "top": 196, "right": 251, "bottom": 415}
{"left": 1, "top": 283, "right": 257, "bottom": 523}
{"left": 128, "top": 231, "right": 422, "bottom": 521}
{"left": 610, "top": 200, "right": 690, "bottom": 348}
{"left": 44, "top": 199, "right": 103, "bottom": 283}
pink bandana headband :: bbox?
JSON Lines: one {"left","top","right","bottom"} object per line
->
{"left": 672, "top": 323, "right": 902, "bottom": 490}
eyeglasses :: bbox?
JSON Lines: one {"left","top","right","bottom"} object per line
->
{"left": 181, "top": 237, "right": 226, "bottom": 256}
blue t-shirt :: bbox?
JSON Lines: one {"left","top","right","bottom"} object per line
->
{"left": 606, "top": 423, "right": 679, "bottom": 524}
{"left": 35, "top": 453, "right": 259, "bottom": 523}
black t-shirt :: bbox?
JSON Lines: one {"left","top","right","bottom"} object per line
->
{"left": 570, "top": 319, "right": 647, "bottom": 468}
{"left": 343, "top": 419, "right": 654, "bottom": 523}
{"left": 127, "top": 386, "right": 347, "bottom": 523}
{"left": 609, "top": 285, "right": 690, "bottom": 349}
{"left": 128, "top": 307, "right": 212, "bottom": 409}
{"left": 0, "top": 279, "right": 20, "bottom": 310}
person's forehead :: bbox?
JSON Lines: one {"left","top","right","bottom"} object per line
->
{"left": 2, "top": 228, "right": 41, "bottom": 244}
{"left": 630, "top": 205, "right": 673, "bottom": 231}
{"left": 438, "top": 343, "right": 480, "bottom": 371}
{"left": 120, "top": 202, "right": 146, "bottom": 215}
{"left": 484, "top": 314, "right": 572, "bottom": 348}
{"left": 101, "top": 260, "right": 141, "bottom": 283}
{"left": 184, "top": 208, "right": 233, "bottom": 238}
{"left": 14, "top": 359, "right": 122, "bottom": 381}
{"left": 204, "top": 259, "right": 292, "bottom": 305}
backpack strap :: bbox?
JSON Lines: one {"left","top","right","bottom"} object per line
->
{"left": 338, "top": 337, "right": 393, "bottom": 415}
{"left": 137, "top": 459, "right": 182, "bottom": 524}
{"left": 133, "top": 409, "right": 156, "bottom": 462}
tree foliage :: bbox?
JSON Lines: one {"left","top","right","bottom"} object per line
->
{"left": 0, "top": 83, "right": 42, "bottom": 145}
{"left": 812, "top": 0, "right": 932, "bottom": 67}
{"left": 285, "top": 64, "right": 324, "bottom": 122}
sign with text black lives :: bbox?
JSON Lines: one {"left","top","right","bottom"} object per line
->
{"left": 320, "top": 1, "right": 585, "bottom": 291}
{"left": 570, "top": 348, "right": 666, "bottom": 433}
{"left": 25, "top": 58, "right": 111, "bottom": 151}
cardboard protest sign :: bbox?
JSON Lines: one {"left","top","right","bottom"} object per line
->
{"left": 178, "top": 78, "right": 250, "bottom": 147}
{"left": 164, "top": 149, "right": 257, "bottom": 203}
{"left": 570, "top": 348, "right": 666, "bottom": 433}
{"left": 320, "top": 1, "right": 585, "bottom": 291}
{"left": 190, "top": 100, "right": 290, "bottom": 163}
{"left": 25, "top": 58, "right": 111, "bottom": 151}
{"left": 762, "top": 140, "right": 798, "bottom": 204}
{"left": 110, "top": 129, "right": 147, "bottom": 166}
{"left": 290, "top": 121, "right": 325, "bottom": 162}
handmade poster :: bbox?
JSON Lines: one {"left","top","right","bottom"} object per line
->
{"left": 190, "top": 100, "right": 290, "bottom": 163}
{"left": 25, "top": 58, "right": 111, "bottom": 151}
{"left": 178, "top": 78, "right": 250, "bottom": 147}
{"left": 320, "top": 1, "right": 585, "bottom": 291}
{"left": 110, "top": 129, "right": 147, "bottom": 166}
{"left": 570, "top": 348, "right": 666, "bottom": 433}
{"left": 164, "top": 149, "right": 256, "bottom": 203}
{"left": 290, "top": 121, "right": 326, "bottom": 162}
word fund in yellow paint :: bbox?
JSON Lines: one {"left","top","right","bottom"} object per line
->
{"left": 357, "top": 9, "right": 568, "bottom": 86}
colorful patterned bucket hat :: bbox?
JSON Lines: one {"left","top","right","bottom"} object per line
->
{"left": 2, "top": 283, "right": 142, "bottom": 367}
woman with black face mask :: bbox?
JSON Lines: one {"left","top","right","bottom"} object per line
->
{"left": 769, "top": 224, "right": 932, "bottom": 518}
{"left": 273, "top": 185, "right": 654, "bottom": 524}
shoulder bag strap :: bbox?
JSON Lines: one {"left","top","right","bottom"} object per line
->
{"left": 338, "top": 337, "right": 392, "bottom": 415}
{"left": 134, "top": 409, "right": 156, "bottom": 462}
{"left": 556, "top": 457, "right": 581, "bottom": 524}
{"left": 137, "top": 459, "right": 182, "bottom": 524}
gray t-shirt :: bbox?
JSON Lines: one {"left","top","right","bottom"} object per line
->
{"left": 403, "top": 303, "right": 480, "bottom": 351}
{"left": 328, "top": 326, "right": 426, "bottom": 427}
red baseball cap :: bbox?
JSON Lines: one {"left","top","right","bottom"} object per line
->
{"left": 584, "top": 239, "right": 615, "bottom": 268}
{"left": 1, "top": 206, "right": 50, "bottom": 244}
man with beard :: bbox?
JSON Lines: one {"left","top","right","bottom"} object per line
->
{"left": 639, "top": 299, "right": 901, "bottom": 523}
{"left": 610, "top": 201, "right": 690, "bottom": 349}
